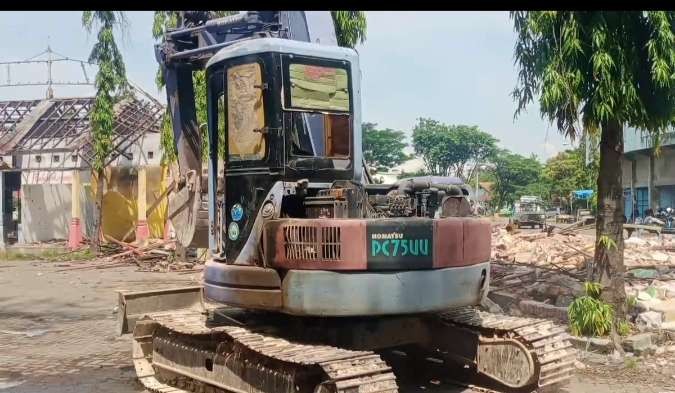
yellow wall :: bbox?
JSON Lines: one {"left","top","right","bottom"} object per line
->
{"left": 90, "top": 165, "right": 168, "bottom": 241}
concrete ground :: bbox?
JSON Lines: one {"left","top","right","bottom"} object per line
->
{"left": 0, "top": 258, "right": 672, "bottom": 393}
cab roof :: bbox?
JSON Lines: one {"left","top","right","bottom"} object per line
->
{"left": 206, "top": 37, "right": 359, "bottom": 70}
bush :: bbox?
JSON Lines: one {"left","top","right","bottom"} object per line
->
{"left": 568, "top": 282, "right": 615, "bottom": 337}
{"left": 617, "top": 321, "right": 632, "bottom": 337}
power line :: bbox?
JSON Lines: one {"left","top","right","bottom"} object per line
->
{"left": 0, "top": 45, "right": 95, "bottom": 98}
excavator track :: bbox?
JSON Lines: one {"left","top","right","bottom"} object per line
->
{"left": 130, "top": 307, "right": 574, "bottom": 393}
{"left": 440, "top": 307, "right": 576, "bottom": 392}
{"left": 132, "top": 308, "right": 398, "bottom": 393}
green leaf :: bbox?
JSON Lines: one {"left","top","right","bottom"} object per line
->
{"left": 331, "top": 11, "right": 367, "bottom": 48}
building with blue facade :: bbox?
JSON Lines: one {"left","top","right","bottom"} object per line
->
{"left": 622, "top": 128, "right": 675, "bottom": 221}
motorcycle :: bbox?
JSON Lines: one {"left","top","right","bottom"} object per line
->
{"left": 656, "top": 207, "right": 675, "bottom": 234}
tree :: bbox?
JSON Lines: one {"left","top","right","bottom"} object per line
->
{"left": 362, "top": 122, "right": 408, "bottom": 169}
{"left": 542, "top": 146, "right": 598, "bottom": 208}
{"left": 411, "top": 118, "right": 498, "bottom": 180}
{"left": 153, "top": 11, "right": 180, "bottom": 163}
{"left": 518, "top": 180, "right": 549, "bottom": 200}
{"left": 331, "top": 11, "right": 367, "bottom": 48}
{"left": 488, "top": 149, "right": 542, "bottom": 209}
{"left": 512, "top": 11, "right": 675, "bottom": 339}
{"left": 82, "top": 11, "right": 128, "bottom": 253}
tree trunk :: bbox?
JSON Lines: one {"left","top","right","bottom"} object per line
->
{"left": 90, "top": 168, "right": 105, "bottom": 254}
{"left": 592, "top": 118, "right": 627, "bottom": 350}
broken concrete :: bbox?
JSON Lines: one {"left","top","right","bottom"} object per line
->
{"left": 622, "top": 333, "right": 654, "bottom": 355}
{"left": 569, "top": 332, "right": 660, "bottom": 357}
{"left": 519, "top": 299, "right": 569, "bottom": 322}
{"left": 480, "top": 296, "right": 503, "bottom": 314}
{"left": 649, "top": 299, "right": 675, "bottom": 323}
{"left": 568, "top": 336, "right": 613, "bottom": 354}
{"left": 637, "top": 311, "right": 663, "bottom": 330}
{"left": 488, "top": 290, "right": 520, "bottom": 310}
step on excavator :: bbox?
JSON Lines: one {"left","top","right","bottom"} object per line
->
{"left": 117, "top": 11, "right": 575, "bottom": 393}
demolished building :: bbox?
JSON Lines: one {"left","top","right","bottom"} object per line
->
{"left": 0, "top": 86, "right": 166, "bottom": 248}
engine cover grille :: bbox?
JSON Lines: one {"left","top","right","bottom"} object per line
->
{"left": 283, "top": 225, "right": 341, "bottom": 261}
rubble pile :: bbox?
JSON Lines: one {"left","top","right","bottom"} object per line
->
{"left": 492, "top": 226, "right": 675, "bottom": 269}
{"left": 490, "top": 224, "right": 675, "bottom": 331}
{"left": 490, "top": 260, "right": 675, "bottom": 330}
{"left": 493, "top": 230, "right": 592, "bottom": 269}
{"left": 486, "top": 222, "right": 675, "bottom": 359}
{"left": 490, "top": 262, "right": 582, "bottom": 318}
{"left": 57, "top": 238, "right": 203, "bottom": 273}
{"left": 626, "top": 279, "right": 675, "bottom": 331}
{"left": 103, "top": 238, "right": 202, "bottom": 273}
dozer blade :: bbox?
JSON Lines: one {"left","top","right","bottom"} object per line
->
{"left": 117, "top": 286, "right": 203, "bottom": 335}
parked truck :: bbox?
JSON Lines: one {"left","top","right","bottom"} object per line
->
{"left": 513, "top": 195, "right": 547, "bottom": 229}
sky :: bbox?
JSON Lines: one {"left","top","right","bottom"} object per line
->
{"left": 0, "top": 11, "right": 570, "bottom": 160}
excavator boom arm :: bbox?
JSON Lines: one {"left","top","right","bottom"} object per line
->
{"left": 158, "top": 11, "right": 338, "bottom": 180}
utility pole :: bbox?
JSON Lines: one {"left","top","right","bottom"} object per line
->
{"left": 473, "top": 162, "right": 493, "bottom": 214}
{"left": 584, "top": 128, "right": 591, "bottom": 166}
{"left": 46, "top": 45, "right": 53, "bottom": 98}
{"left": 475, "top": 164, "right": 480, "bottom": 206}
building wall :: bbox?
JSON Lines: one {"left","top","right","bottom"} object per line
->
{"left": 109, "top": 133, "right": 162, "bottom": 168}
{"left": 18, "top": 165, "right": 167, "bottom": 244}
{"left": 86, "top": 165, "right": 168, "bottom": 242}
{"left": 621, "top": 156, "right": 632, "bottom": 186}
{"left": 655, "top": 149, "right": 675, "bottom": 187}
{"left": 622, "top": 148, "right": 675, "bottom": 219}
{"left": 634, "top": 155, "right": 650, "bottom": 188}
{"left": 624, "top": 127, "right": 675, "bottom": 153}
{"left": 621, "top": 154, "right": 649, "bottom": 188}
{"left": 20, "top": 184, "right": 72, "bottom": 243}
{"left": 14, "top": 133, "right": 162, "bottom": 185}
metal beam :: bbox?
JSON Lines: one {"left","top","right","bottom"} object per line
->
{"left": 0, "top": 171, "right": 5, "bottom": 247}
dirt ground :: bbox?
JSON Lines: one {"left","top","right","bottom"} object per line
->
{"left": 1, "top": 258, "right": 674, "bottom": 393}
{"left": 0, "top": 259, "right": 198, "bottom": 393}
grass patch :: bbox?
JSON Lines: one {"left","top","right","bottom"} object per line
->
{"left": 624, "top": 357, "right": 639, "bottom": 369}
{"left": 626, "top": 295, "right": 637, "bottom": 309}
{"left": 0, "top": 248, "right": 94, "bottom": 262}
{"left": 39, "top": 248, "right": 95, "bottom": 262}
{"left": 617, "top": 321, "right": 632, "bottom": 337}
{"left": 0, "top": 251, "right": 36, "bottom": 261}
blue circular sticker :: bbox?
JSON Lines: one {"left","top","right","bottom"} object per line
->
{"left": 231, "top": 203, "right": 244, "bottom": 221}
{"left": 228, "top": 222, "right": 240, "bottom": 241}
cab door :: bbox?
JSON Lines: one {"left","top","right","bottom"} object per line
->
{"left": 206, "top": 54, "right": 284, "bottom": 262}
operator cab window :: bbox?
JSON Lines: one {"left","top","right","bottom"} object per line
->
{"left": 288, "top": 63, "right": 349, "bottom": 112}
{"left": 283, "top": 61, "right": 352, "bottom": 170}
{"left": 227, "top": 62, "right": 266, "bottom": 161}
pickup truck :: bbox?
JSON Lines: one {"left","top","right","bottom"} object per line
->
{"left": 513, "top": 196, "right": 547, "bottom": 229}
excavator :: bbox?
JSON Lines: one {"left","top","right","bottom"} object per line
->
{"left": 117, "top": 11, "right": 575, "bottom": 393}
